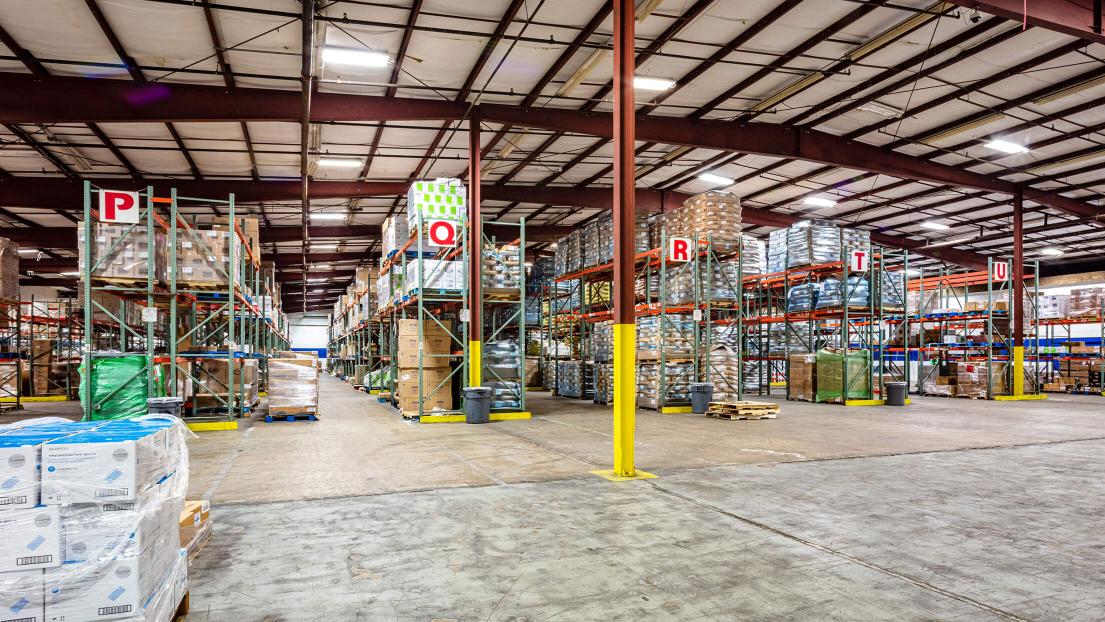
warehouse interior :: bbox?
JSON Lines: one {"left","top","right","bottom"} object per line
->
{"left": 2, "top": 0, "right": 1105, "bottom": 620}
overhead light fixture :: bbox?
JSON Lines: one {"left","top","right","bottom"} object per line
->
{"left": 920, "top": 221, "right": 950, "bottom": 231}
{"left": 314, "top": 264, "right": 332, "bottom": 270}
{"left": 307, "top": 278, "right": 328, "bottom": 283}
{"left": 925, "top": 236, "right": 972, "bottom": 248}
{"left": 857, "top": 101, "right": 904, "bottom": 119}
{"left": 17, "top": 248, "right": 38, "bottom": 254}
{"left": 317, "top": 157, "right": 364, "bottom": 168}
{"left": 311, "top": 244, "right": 337, "bottom": 250}
{"left": 1040, "top": 247, "right": 1064, "bottom": 257}
{"left": 804, "top": 196, "right": 837, "bottom": 208}
{"left": 310, "top": 213, "right": 346, "bottom": 220}
{"left": 698, "top": 172, "right": 735, "bottom": 186}
{"left": 322, "top": 47, "right": 389, "bottom": 68}
{"left": 984, "top": 139, "right": 1029, "bottom": 155}
{"left": 633, "top": 76, "right": 675, "bottom": 91}
{"left": 60, "top": 271, "right": 80, "bottom": 276}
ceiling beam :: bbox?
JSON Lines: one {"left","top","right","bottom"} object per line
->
{"left": 942, "top": 0, "right": 1105, "bottom": 44}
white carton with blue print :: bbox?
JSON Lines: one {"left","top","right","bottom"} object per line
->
{"left": 0, "top": 569, "right": 44, "bottom": 622}
{"left": 0, "top": 506, "right": 60, "bottom": 573}
{"left": 40, "top": 421, "right": 178, "bottom": 505}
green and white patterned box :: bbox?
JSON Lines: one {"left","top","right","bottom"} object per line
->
{"left": 407, "top": 179, "right": 467, "bottom": 228}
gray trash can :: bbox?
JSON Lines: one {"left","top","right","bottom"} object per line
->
{"left": 885, "top": 382, "right": 908, "bottom": 406}
{"left": 463, "top": 387, "right": 492, "bottom": 424}
{"left": 690, "top": 383, "right": 714, "bottom": 414}
{"left": 147, "top": 396, "right": 184, "bottom": 418}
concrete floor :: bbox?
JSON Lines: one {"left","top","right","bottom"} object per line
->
{"left": 7, "top": 376, "right": 1105, "bottom": 620}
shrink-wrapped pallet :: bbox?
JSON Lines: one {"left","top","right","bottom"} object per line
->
{"left": 636, "top": 362, "right": 694, "bottom": 409}
{"left": 1, "top": 418, "right": 190, "bottom": 622}
{"left": 268, "top": 355, "right": 319, "bottom": 415}
{"left": 77, "top": 223, "right": 166, "bottom": 283}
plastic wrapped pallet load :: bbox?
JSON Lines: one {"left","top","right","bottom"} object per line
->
{"left": 788, "top": 353, "right": 816, "bottom": 401}
{"left": 1069, "top": 287, "right": 1104, "bottom": 318}
{"left": 77, "top": 223, "right": 167, "bottom": 283}
{"left": 0, "top": 418, "right": 190, "bottom": 622}
{"left": 0, "top": 238, "right": 17, "bottom": 301}
{"left": 706, "top": 346, "right": 742, "bottom": 401}
{"left": 268, "top": 355, "right": 320, "bottom": 416}
{"left": 680, "top": 191, "right": 743, "bottom": 254}
{"left": 79, "top": 355, "right": 151, "bottom": 420}
{"left": 636, "top": 362, "right": 694, "bottom": 408}
{"left": 814, "top": 349, "right": 871, "bottom": 403}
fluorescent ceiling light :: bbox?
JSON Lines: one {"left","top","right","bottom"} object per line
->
{"left": 312, "top": 245, "right": 337, "bottom": 250}
{"left": 307, "top": 278, "right": 328, "bottom": 283}
{"left": 857, "top": 101, "right": 902, "bottom": 119}
{"left": 1040, "top": 247, "right": 1064, "bottom": 257}
{"left": 984, "top": 139, "right": 1029, "bottom": 155}
{"left": 17, "top": 248, "right": 37, "bottom": 254}
{"left": 60, "top": 271, "right": 80, "bottom": 276}
{"left": 310, "top": 213, "right": 346, "bottom": 220}
{"left": 926, "top": 236, "right": 972, "bottom": 248}
{"left": 314, "top": 264, "right": 332, "bottom": 270}
{"left": 633, "top": 76, "right": 675, "bottom": 91}
{"left": 317, "top": 157, "right": 364, "bottom": 168}
{"left": 804, "top": 196, "right": 837, "bottom": 208}
{"left": 698, "top": 172, "right": 735, "bottom": 186}
{"left": 322, "top": 47, "right": 389, "bottom": 68}
{"left": 920, "top": 221, "right": 950, "bottom": 231}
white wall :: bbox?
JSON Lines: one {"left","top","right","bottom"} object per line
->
{"left": 289, "top": 312, "right": 331, "bottom": 350}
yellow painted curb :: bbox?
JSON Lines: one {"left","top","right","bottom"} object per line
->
{"left": 660, "top": 406, "right": 693, "bottom": 414}
{"left": 845, "top": 399, "right": 886, "bottom": 407}
{"left": 186, "top": 421, "right": 238, "bottom": 432}
{"left": 491, "top": 411, "right": 531, "bottom": 420}
{"left": 369, "top": 389, "right": 381, "bottom": 395}
{"left": 419, "top": 414, "right": 466, "bottom": 423}
{"left": 0, "top": 396, "right": 69, "bottom": 403}
{"left": 591, "top": 469, "right": 658, "bottom": 482}
{"left": 992, "top": 394, "right": 1047, "bottom": 401}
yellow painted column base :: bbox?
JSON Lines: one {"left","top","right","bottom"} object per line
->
{"left": 1012, "top": 345, "right": 1025, "bottom": 396}
{"left": 612, "top": 323, "right": 637, "bottom": 478}
{"left": 468, "top": 340, "right": 482, "bottom": 387}
{"left": 660, "top": 405, "right": 693, "bottom": 414}
{"left": 591, "top": 469, "right": 657, "bottom": 482}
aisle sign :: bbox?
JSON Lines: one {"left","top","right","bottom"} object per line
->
{"left": 426, "top": 219, "right": 459, "bottom": 247}
{"left": 848, "top": 249, "right": 869, "bottom": 273}
{"left": 992, "top": 261, "right": 1009, "bottom": 282}
{"left": 667, "top": 237, "right": 693, "bottom": 263}
{"left": 99, "top": 189, "right": 140, "bottom": 224}
{"left": 141, "top": 307, "right": 157, "bottom": 323}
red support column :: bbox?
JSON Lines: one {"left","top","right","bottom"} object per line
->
{"left": 1013, "top": 188, "right": 1024, "bottom": 347}
{"left": 602, "top": 0, "right": 652, "bottom": 481}
{"left": 468, "top": 108, "right": 483, "bottom": 387}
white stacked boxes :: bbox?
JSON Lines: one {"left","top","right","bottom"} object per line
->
{"left": 0, "top": 419, "right": 188, "bottom": 622}
{"left": 381, "top": 214, "right": 409, "bottom": 258}
{"left": 77, "top": 224, "right": 166, "bottom": 283}
{"left": 405, "top": 259, "right": 463, "bottom": 293}
{"left": 176, "top": 226, "right": 243, "bottom": 287}
{"left": 407, "top": 179, "right": 466, "bottom": 227}
{"left": 1038, "top": 294, "right": 1069, "bottom": 319}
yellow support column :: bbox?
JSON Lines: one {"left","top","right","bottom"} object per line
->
{"left": 1012, "top": 345, "right": 1024, "bottom": 397}
{"left": 468, "top": 340, "right": 482, "bottom": 387}
{"left": 593, "top": 323, "right": 655, "bottom": 481}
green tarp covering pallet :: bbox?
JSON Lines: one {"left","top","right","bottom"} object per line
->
{"left": 80, "top": 355, "right": 162, "bottom": 420}
{"left": 815, "top": 349, "right": 872, "bottom": 403}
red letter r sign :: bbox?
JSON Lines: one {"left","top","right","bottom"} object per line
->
{"left": 668, "top": 237, "right": 692, "bottom": 262}
{"left": 427, "top": 219, "right": 459, "bottom": 247}
{"left": 99, "top": 190, "right": 140, "bottom": 224}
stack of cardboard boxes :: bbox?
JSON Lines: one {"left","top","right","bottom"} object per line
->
{"left": 787, "top": 353, "right": 816, "bottom": 401}
{"left": 268, "top": 352, "right": 320, "bottom": 415}
{"left": 188, "top": 358, "right": 260, "bottom": 411}
{"left": 0, "top": 419, "right": 189, "bottom": 622}
{"left": 395, "top": 319, "right": 454, "bottom": 414}
{"left": 77, "top": 223, "right": 166, "bottom": 282}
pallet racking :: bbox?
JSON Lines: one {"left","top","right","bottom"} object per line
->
{"left": 80, "top": 182, "right": 289, "bottom": 429}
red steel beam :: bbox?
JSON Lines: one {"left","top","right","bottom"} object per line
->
{"left": 943, "top": 0, "right": 1104, "bottom": 44}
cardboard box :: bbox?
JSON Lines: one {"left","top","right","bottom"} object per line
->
{"left": 787, "top": 353, "right": 815, "bottom": 402}
{"left": 60, "top": 496, "right": 178, "bottom": 563}
{"left": 45, "top": 553, "right": 171, "bottom": 622}
{"left": 396, "top": 333, "right": 453, "bottom": 368}
{"left": 396, "top": 367, "right": 453, "bottom": 413}
{"left": 0, "top": 432, "right": 45, "bottom": 510}
{"left": 0, "top": 569, "right": 44, "bottom": 622}
{"left": 41, "top": 424, "right": 176, "bottom": 505}
{"left": 0, "top": 506, "right": 61, "bottom": 572}
{"left": 179, "top": 500, "right": 212, "bottom": 560}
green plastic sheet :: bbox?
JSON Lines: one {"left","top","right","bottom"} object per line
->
{"left": 80, "top": 356, "right": 163, "bottom": 420}
{"left": 815, "top": 349, "right": 871, "bottom": 403}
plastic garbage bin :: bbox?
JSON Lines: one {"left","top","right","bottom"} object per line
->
{"left": 690, "top": 383, "right": 714, "bottom": 414}
{"left": 886, "top": 382, "right": 908, "bottom": 406}
{"left": 463, "top": 387, "right": 492, "bottom": 424}
{"left": 147, "top": 396, "right": 184, "bottom": 418}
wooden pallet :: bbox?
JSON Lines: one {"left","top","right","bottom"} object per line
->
{"left": 264, "top": 412, "right": 319, "bottom": 422}
{"left": 705, "top": 400, "right": 780, "bottom": 420}
{"left": 173, "top": 592, "right": 190, "bottom": 622}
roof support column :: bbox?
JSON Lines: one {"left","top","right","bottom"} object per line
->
{"left": 1012, "top": 188, "right": 1025, "bottom": 396}
{"left": 600, "top": 0, "right": 652, "bottom": 482}
{"left": 468, "top": 109, "right": 483, "bottom": 388}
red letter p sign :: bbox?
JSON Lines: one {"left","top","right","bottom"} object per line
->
{"left": 427, "top": 219, "right": 459, "bottom": 248}
{"left": 668, "top": 237, "right": 692, "bottom": 262}
{"left": 991, "top": 261, "right": 1008, "bottom": 282}
{"left": 99, "top": 190, "right": 140, "bottom": 224}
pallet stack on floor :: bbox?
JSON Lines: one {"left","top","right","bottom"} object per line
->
{"left": 0, "top": 419, "right": 190, "bottom": 621}
{"left": 267, "top": 351, "right": 320, "bottom": 421}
